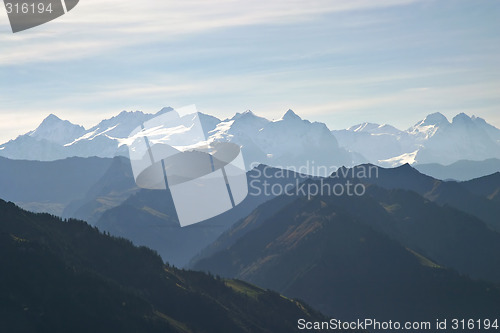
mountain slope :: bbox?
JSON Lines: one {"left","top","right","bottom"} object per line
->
{"left": 461, "top": 172, "right": 500, "bottom": 202}
{"left": 0, "top": 200, "right": 329, "bottom": 333}
{"left": 193, "top": 175, "right": 500, "bottom": 284}
{"left": 192, "top": 189, "right": 500, "bottom": 322}
{"left": 339, "top": 164, "right": 500, "bottom": 232}
{"left": 95, "top": 165, "right": 313, "bottom": 267}
{"left": 414, "top": 158, "right": 500, "bottom": 181}
{"left": 62, "top": 156, "right": 139, "bottom": 224}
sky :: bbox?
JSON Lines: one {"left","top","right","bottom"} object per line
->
{"left": 1, "top": 0, "right": 499, "bottom": 143}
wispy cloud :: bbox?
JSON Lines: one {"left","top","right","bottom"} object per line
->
{"left": 0, "top": 0, "right": 418, "bottom": 66}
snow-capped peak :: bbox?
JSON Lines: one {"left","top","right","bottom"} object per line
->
{"left": 209, "top": 110, "right": 268, "bottom": 141}
{"left": 407, "top": 112, "right": 450, "bottom": 139}
{"left": 419, "top": 112, "right": 450, "bottom": 127}
{"left": 280, "top": 109, "right": 301, "bottom": 121}
{"left": 29, "top": 114, "right": 86, "bottom": 145}
{"left": 87, "top": 110, "right": 153, "bottom": 139}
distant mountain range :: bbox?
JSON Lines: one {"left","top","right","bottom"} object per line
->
{"left": 0, "top": 108, "right": 358, "bottom": 173}
{"left": 333, "top": 112, "right": 500, "bottom": 166}
{"left": 2, "top": 108, "right": 499, "bottom": 172}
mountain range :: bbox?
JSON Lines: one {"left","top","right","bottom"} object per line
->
{"left": 333, "top": 112, "right": 500, "bottom": 166}
{"left": 2, "top": 107, "right": 500, "bottom": 328}
{"left": 0, "top": 109, "right": 357, "bottom": 174}
{"left": 2, "top": 108, "right": 499, "bottom": 173}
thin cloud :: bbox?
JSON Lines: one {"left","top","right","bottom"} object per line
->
{"left": 1, "top": 0, "right": 419, "bottom": 66}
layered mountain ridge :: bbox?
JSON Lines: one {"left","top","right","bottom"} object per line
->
{"left": 191, "top": 168, "right": 500, "bottom": 322}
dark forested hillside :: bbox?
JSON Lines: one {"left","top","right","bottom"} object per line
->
{"left": 0, "top": 200, "right": 334, "bottom": 333}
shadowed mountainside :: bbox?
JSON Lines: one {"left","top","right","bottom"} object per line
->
{"left": 0, "top": 199, "right": 337, "bottom": 333}
{"left": 192, "top": 184, "right": 500, "bottom": 323}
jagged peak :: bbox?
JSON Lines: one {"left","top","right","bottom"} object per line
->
{"left": 242, "top": 110, "right": 255, "bottom": 116}
{"left": 471, "top": 115, "right": 487, "bottom": 124}
{"left": 116, "top": 110, "right": 147, "bottom": 117}
{"left": 232, "top": 110, "right": 257, "bottom": 119}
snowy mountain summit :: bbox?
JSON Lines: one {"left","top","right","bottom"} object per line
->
{"left": 333, "top": 112, "right": 500, "bottom": 166}
{"left": 29, "top": 114, "right": 86, "bottom": 145}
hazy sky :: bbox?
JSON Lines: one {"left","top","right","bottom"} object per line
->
{"left": 1, "top": 0, "right": 499, "bottom": 143}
